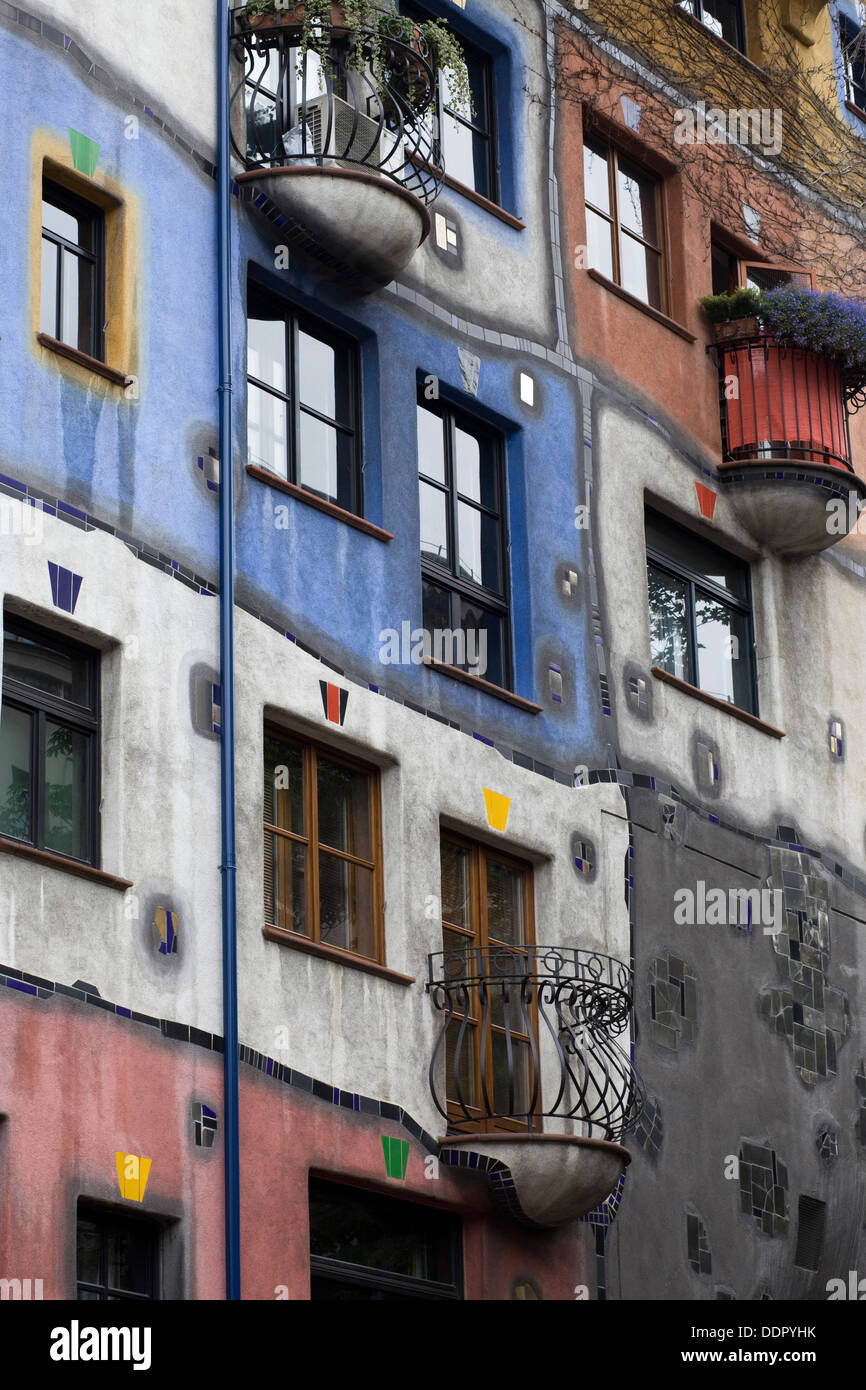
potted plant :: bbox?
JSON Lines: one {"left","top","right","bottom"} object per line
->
{"left": 234, "top": 0, "right": 473, "bottom": 117}
{"left": 698, "top": 287, "right": 762, "bottom": 341}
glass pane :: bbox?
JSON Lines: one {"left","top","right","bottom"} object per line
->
{"left": 419, "top": 480, "right": 449, "bottom": 568}
{"left": 76, "top": 1219, "right": 101, "bottom": 1287}
{"left": 488, "top": 974, "right": 532, "bottom": 1035}
{"left": 246, "top": 89, "right": 278, "bottom": 160}
{"left": 485, "top": 857, "right": 525, "bottom": 946}
{"left": 457, "top": 501, "right": 501, "bottom": 591}
{"left": 317, "top": 756, "right": 372, "bottom": 859}
{"left": 43, "top": 721, "right": 88, "bottom": 860}
{"left": 309, "top": 1177, "right": 459, "bottom": 1283}
{"left": 443, "top": 53, "right": 488, "bottom": 132}
{"left": 745, "top": 266, "right": 792, "bottom": 292}
{"left": 695, "top": 594, "right": 753, "bottom": 711}
{"left": 42, "top": 198, "right": 81, "bottom": 243}
{"left": 298, "top": 412, "right": 354, "bottom": 509}
{"left": 77, "top": 1289, "right": 101, "bottom": 1300}
{"left": 421, "top": 578, "right": 452, "bottom": 637}
{"left": 646, "top": 510, "right": 749, "bottom": 599}
{"left": 617, "top": 160, "right": 659, "bottom": 244}
{"left": 583, "top": 141, "right": 611, "bottom": 213}
{"left": 441, "top": 112, "right": 489, "bottom": 197}
{"left": 247, "top": 312, "right": 286, "bottom": 392}
{"left": 59, "top": 249, "right": 94, "bottom": 355}
{"left": 585, "top": 207, "right": 615, "bottom": 281}
{"left": 702, "top": 0, "right": 743, "bottom": 48}
{"left": 318, "top": 852, "right": 375, "bottom": 957}
{"left": 443, "top": 926, "right": 474, "bottom": 989}
{"left": 455, "top": 428, "right": 497, "bottom": 509}
{"left": 417, "top": 404, "right": 445, "bottom": 483}
{"left": 0, "top": 705, "right": 32, "bottom": 841}
{"left": 40, "top": 237, "right": 58, "bottom": 337}
{"left": 263, "top": 736, "right": 304, "bottom": 833}
{"left": 298, "top": 329, "right": 352, "bottom": 426}
{"left": 491, "top": 1034, "right": 531, "bottom": 1116}
{"left": 458, "top": 598, "right": 505, "bottom": 687}
{"left": 446, "top": 1017, "right": 477, "bottom": 1108}
{"left": 620, "top": 234, "right": 661, "bottom": 309}
{"left": 647, "top": 563, "right": 690, "bottom": 682}
{"left": 3, "top": 628, "right": 90, "bottom": 705}
{"left": 441, "top": 840, "right": 470, "bottom": 930}
{"left": 266, "top": 833, "right": 308, "bottom": 935}
{"left": 107, "top": 1222, "right": 152, "bottom": 1296}
{"left": 247, "top": 383, "right": 288, "bottom": 477}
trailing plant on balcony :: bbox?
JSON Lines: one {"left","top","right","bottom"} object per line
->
{"left": 235, "top": 0, "right": 473, "bottom": 117}
{"left": 700, "top": 285, "right": 866, "bottom": 372}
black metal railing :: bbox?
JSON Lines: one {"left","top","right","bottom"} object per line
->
{"left": 709, "top": 333, "right": 857, "bottom": 472}
{"left": 230, "top": 8, "right": 442, "bottom": 204}
{"left": 426, "top": 946, "right": 644, "bottom": 1142}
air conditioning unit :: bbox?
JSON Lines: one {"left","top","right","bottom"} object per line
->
{"left": 288, "top": 93, "right": 403, "bottom": 174}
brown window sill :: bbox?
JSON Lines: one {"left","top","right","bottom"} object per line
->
{"left": 37, "top": 334, "right": 131, "bottom": 389}
{"left": 650, "top": 666, "right": 785, "bottom": 738}
{"left": 587, "top": 270, "right": 697, "bottom": 342}
{"left": 408, "top": 152, "right": 525, "bottom": 230}
{"left": 423, "top": 657, "right": 543, "bottom": 713}
{"left": 845, "top": 100, "right": 866, "bottom": 127}
{"left": 263, "top": 924, "right": 415, "bottom": 985}
{"left": 0, "top": 836, "right": 133, "bottom": 891}
{"left": 245, "top": 465, "right": 394, "bottom": 542}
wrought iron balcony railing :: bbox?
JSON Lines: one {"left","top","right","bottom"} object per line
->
{"left": 709, "top": 332, "right": 861, "bottom": 473}
{"left": 426, "top": 946, "right": 644, "bottom": 1142}
{"left": 230, "top": 9, "right": 442, "bottom": 205}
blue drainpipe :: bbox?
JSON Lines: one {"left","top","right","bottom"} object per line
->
{"left": 217, "top": 0, "right": 241, "bottom": 1301}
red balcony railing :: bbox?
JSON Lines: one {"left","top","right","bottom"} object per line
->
{"left": 710, "top": 333, "right": 855, "bottom": 473}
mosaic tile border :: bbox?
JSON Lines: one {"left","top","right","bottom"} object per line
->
{"left": 0, "top": 959, "right": 545, "bottom": 1227}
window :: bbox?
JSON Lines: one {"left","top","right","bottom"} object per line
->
{"left": 0, "top": 618, "right": 99, "bottom": 865}
{"left": 583, "top": 136, "right": 666, "bottom": 311}
{"left": 841, "top": 14, "right": 866, "bottom": 112}
{"left": 309, "top": 1178, "right": 462, "bottom": 1299}
{"left": 263, "top": 728, "right": 383, "bottom": 961}
{"left": 243, "top": 38, "right": 326, "bottom": 164}
{"left": 645, "top": 509, "right": 756, "bottom": 714}
{"left": 678, "top": 0, "right": 746, "bottom": 53}
{"left": 439, "top": 832, "right": 536, "bottom": 1133}
{"left": 417, "top": 396, "right": 510, "bottom": 689}
{"left": 743, "top": 263, "right": 811, "bottom": 291}
{"left": 711, "top": 240, "right": 739, "bottom": 295}
{"left": 40, "top": 180, "right": 104, "bottom": 360}
{"left": 247, "top": 283, "right": 362, "bottom": 515}
{"left": 403, "top": 3, "right": 497, "bottom": 201}
{"left": 77, "top": 1205, "right": 158, "bottom": 1300}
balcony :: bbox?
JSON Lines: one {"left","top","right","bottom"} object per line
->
{"left": 426, "top": 946, "right": 643, "bottom": 1227}
{"left": 230, "top": 4, "right": 442, "bottom": 288}
{"left": 709, "top": 329, "right": 866, "bottom": 554}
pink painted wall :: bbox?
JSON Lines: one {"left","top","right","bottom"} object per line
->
{"left": 0, "top": 990, "right": 594, "bottom": 1300}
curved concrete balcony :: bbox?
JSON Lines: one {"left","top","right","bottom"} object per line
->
{"left": 231, "top": 6, "right": 441, "bottom": 289}
{"left": 710, "top": 331, "right": 866, "bottom": 555}
{"left": 426, "top": 946, "right": 644, "bottom": 1227}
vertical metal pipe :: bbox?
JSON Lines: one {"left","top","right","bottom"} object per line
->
{"left": 217, "top": 0, "right": 241, "bottom": 1302}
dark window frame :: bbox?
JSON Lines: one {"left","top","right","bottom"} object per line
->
{"left": 309, "top": 1177, "right": 463, "bottom": 1300}
{"left": 1, "top": 616, "right": 100, "bottom": 867}
{"left": 645, "top": 510, "right": 758, "bottom": 715}
{"left": 263, "top": 724, "right": 385, "bottom": 964}
{"left": 440, "top": 829, "right": 538, "bottom": 1135}
{"left": 841, "top": 13, "right": 866, "bottom": 112}
{"left": 246, "top": 281, "right": 363, "bottom": 517}
{"left": 41, "top": 179, "right": 106, "bottom": 361}
{"left": 76, "top": 1203, "right": 159, "bottom": 1301}
{"left": 678, "top": 0, "right": 747, "bottom": 54}
{"left": 401, "top": 1, "right": 499, "bottom": 203}
{"left": 583, "top": 133, "right": 668, "bottom": 314}
{"left": 417, "top": 391, "right": 512, "bottom": 690}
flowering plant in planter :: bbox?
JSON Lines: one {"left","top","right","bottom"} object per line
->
{"left": 700, "top": 285, "right": 866, "bottom": 371}
{"left": 235, "top": 0, "right": 473, "bottom": 117}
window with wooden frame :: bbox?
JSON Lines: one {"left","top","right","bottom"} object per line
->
{"left": 677, "top": 0, "right": 746, "bottom": 53}
{"left": 41, "top": 179, "right": 105, "bottom": 361}
{"left": 439, "top": 832, "right": 537, "bottom": 1133}
{"left": 0, "top": 616, "right": 100, "bottom": 866}
{"left": 583, "top": 135, "right": 666, "bottom": 311}
{"left": 841, "top": 13, "right": 866, "bottom": 113}
{"left": 742, "top": 263, "right": 812, "bottom": 291}
{"left": 416, "top": 393, "right": 511, "bottom": 690}
{"left": 263, "top": 727, "right": 384, "bottom": 962}
{"left": 76, "top": 1204, "right": 159, "bottom": 1301}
